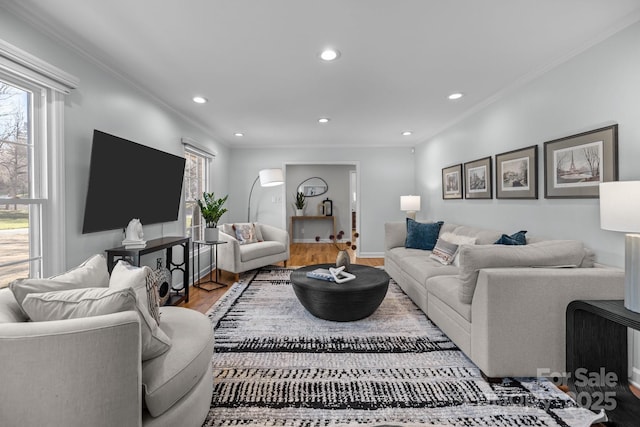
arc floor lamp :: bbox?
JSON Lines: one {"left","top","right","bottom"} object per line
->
{"left": 247, "top": 168, "right": 284, "bottom": 222}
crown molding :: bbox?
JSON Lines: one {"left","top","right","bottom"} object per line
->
{"left": 0, "top": 39, "right": 78, "bottom": 93}
{"left": 1, "top": 1, "right": 224, "bottom": 145}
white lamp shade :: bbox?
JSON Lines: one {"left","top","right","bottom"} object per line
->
{"left": 400, "top": 195, "right": 421, "bottom": 211}
{"left": 600, "top": 181, "right": 640, "bottom": 232}
{"left": 259, "top": 168, "right": 284, "bottom": 187}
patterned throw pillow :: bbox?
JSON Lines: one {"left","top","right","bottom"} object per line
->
{"left": 495, "top": 230, "right": 528, "bottom": 245}
{"left": 405, "top": 218, "right": 443, "bottom": 251}
{"left": 233, "top": 223, "right": 258, "bottom": 245}
{"left": 439, "top": 232, "right": 477, "bottom": 267}
{"left": 253, "top": 223, "right": 264, "bottom": 242}
{"left": 429, "top": 239, "right": 460, "bottom": 265}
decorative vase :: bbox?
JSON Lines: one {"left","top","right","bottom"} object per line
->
{"left": 336, "top": 250, "right": 351, "bottom": 272}
{"left": 295, "top": 208, "right": 304, "bottom": 216}
{"left": 204, "top": 227, "right": 219, "bottom": 242}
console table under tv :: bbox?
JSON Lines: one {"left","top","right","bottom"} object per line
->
{"left": 105, "top": 236, "right": 190, "bottom": 306}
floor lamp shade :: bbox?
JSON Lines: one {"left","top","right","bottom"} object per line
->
{"left": 248, "top": 168, "right": 284, "bottom": 222}
{"left": 600, "top": 181, "right": 640, "bottom": 313}
{"left": 259, "top": 168, "right": 284, "bottom": 187}
{"left": 401, "top": 195, "right": 421, "bottom": 220}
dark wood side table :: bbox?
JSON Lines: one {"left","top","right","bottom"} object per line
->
{"left": 566, "top": 300, "right": 640, "bottom": 425}
{"left": 105, "top": 236, "right": 190, "bottom": 306}
{"left": 192, "top": 240, "right": 227, "bottom": 291}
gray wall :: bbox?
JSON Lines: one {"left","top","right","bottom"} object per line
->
{"left": 0, "top": 10, "right": 230, "bottom": 270}
{"left": 415, "top": 20, "right": 640, "bottom": 384}
{"left": 415, "top": 20, "right": 640, "bottom": 268}
{"left": 227, "top": 146, "right": 415, "bottom": 256}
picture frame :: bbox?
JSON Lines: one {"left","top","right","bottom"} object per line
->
{"left": 463, "top": 156, "right": 492, "bottom": 199}
{"left": 543, "top": 125, "right": 618, "bottom": 198}
{"left": 495, "top": 145, "right": 538, "bottom": 199}
{"left": 441, "top": 164, "right": 463, "bottom": 199}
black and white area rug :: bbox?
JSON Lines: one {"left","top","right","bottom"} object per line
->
{"left": 203, "top": 266, "right": 600, "bottom": 426}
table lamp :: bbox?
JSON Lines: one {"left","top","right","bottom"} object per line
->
{"left": 247, "top": 168, "right": 284, "bottom": 222}
{"left": 400, "top": 195, "right": 421, "bottom": 220}
{"left": 600, "top": 181, "right": 640, "bottom": 313}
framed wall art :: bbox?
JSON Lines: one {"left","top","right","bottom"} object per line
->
{"left": 543, "top": 125, "right": 618, "bottom": 198}
{"left": 495, "top": 145, "right": 538, "bottom": 199}
{"left": 464, "top": 156, "right": 492, "bottom": 199}
{"left": 442, "top": 164, "right": 463, "bottom": 199}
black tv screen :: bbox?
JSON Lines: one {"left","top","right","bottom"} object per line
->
{"left": 82, "top": 130, "right": 186, "bottom": 234}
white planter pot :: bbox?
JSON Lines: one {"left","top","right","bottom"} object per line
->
{"left": 295, "top": 208, "right": 304, "bottom": 216}
{"left": 204, "top": 227, "right": 219, "bottom": 242}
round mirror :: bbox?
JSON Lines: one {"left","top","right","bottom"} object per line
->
{"left": 297, "top": 177, "right": 328, "bottom": 197}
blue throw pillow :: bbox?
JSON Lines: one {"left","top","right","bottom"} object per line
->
{"left": 405, "top": 218, "right": 444, "bottom": 251}
{"left": 495, "top": 230, "right": 527, "bottom": 245}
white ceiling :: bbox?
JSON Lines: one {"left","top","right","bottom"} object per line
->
{"left": 5, "top": 0, "right": 640, "bottom": 148}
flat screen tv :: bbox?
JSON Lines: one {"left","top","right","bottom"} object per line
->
{"left": 82, "top": 130, "right": 186, "bottom": 234}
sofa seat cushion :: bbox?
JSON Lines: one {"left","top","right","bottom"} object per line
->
{"left": 387, "top": 247, "right": 460, "bottom": 287}
{"left": 426, "top": 276, "right": 472, "bottom": 323}
{"left": 142, "top": 306, "right": 214, "bottom": 417}
{"left": 240, "top": 241, "right": 286, "bottom": 262}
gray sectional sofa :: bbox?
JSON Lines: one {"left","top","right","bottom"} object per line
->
{"left": 384, "top": 221, "right": 624, "bottom": 378}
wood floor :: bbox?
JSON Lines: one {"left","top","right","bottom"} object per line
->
{"left": 179, "top": 242, "right": 384, "bottom": 314}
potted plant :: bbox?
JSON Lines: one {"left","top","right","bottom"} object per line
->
{"left": 197, "top": 192, "right": 228, "bottom": 242}
{"left": 294, "top": 191, "right": 306, "bottom": 216}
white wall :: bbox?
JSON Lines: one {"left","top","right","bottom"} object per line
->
{"left": 228, "top": 146, "right": 415, "bottom": 256}
{"left": 415, "top": 21, "right": 640, "bottom": 383}
{"left": 0, "top": 10, "right": 230, "bottom": 271}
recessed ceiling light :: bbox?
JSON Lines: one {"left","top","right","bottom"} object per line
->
{"left": 234, "top": 132, "right": 244, "bottom": 137}
{"left": 319, "top": 48, "right": 340, "bottom": 61}
{"left": 448, "top": 92, "right": 464, "bottom": 100}
{"left": 192, "top": 96, "right": 207, "bottom": 104}
{"left": 402, "top": 131, "right": 412, "bottom": 136}
{"left": 318, "top": 118, "right": 330, "bottom": 123}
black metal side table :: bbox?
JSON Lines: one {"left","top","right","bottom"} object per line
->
{"left": 566, "top": 300, "right": 640, "bottom": 426}
{"left": 192, "top": 240, "right": 227, "bottom": 291}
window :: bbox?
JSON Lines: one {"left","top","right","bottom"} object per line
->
{"left": 0, "top": 78, "right": 43, "bottom": 287}
{"left": 183, "top": 146, "right": 210, "bottom": 242}
{"left": 0, "top": 39, "right": 78, "bottom": 287}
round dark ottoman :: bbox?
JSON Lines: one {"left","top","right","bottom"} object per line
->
{"left": 290, "top": 264, "right": 390, "bottom": 322}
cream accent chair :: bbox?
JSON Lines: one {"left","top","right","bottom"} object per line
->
{"left": 217, "top": 223, "right": 289, "bottom": 279}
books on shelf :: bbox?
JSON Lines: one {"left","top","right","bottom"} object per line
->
{"left": 306, "top": 267, "right": 356, "bottom": 283}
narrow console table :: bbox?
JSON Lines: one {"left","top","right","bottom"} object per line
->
{"left": 566, "top": 300, "right": 640, "bottom": 425}
{"left": 192, "top": 240, "right": 227, "bottom": 291}
{"left": 105, "top": 236, "right": 190, "bottom": 306}
{"left": 290, "top": 215, "right": 336, "bottom": 244}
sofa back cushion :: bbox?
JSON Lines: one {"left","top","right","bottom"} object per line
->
{"left": 439, "top": 223, "right": 504, "bottom": 245}
{"left": 458, "top": 240, "right": 589, "bottom": 304}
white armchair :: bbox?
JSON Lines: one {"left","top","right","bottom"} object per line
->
{"left": 217, "top": 223, "right": 289, "bottom": 278}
